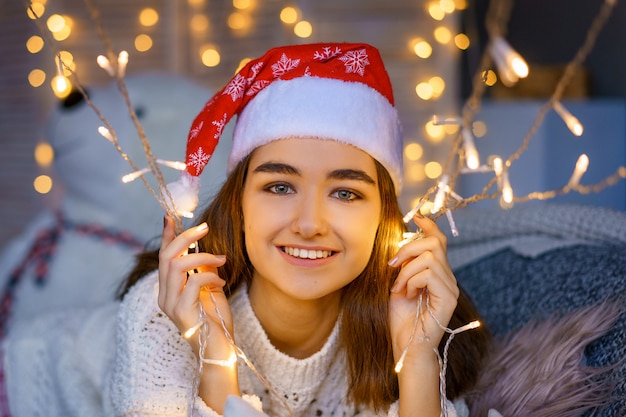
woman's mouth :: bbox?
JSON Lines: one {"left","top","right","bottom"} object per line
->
{"left": 282, "top": 246, "right": 334, "bottom": 260}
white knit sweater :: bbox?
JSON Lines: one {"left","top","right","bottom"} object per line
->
{"left": 108, "top": 271, "right": 461, "bottom": 417}
{"left": 3, "top": 269, "right": 462, "bottom": 417}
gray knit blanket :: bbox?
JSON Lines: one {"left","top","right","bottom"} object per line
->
{"left": 443, "top": 203, "right": 626, "bottom": 417}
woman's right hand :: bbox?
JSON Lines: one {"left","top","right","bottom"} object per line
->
{"left": 158, "top": 216, "right": 232, "bottom": 353}
{"left": 158, "top": 216, "right": 239, "bottom": 413}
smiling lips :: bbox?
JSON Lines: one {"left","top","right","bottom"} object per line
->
{"left": 282, "top": 246, "right": 334, "bottom": 260}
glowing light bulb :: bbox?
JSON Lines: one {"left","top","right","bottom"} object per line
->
{"left": 553, "top": 101, "right": 584, "bottom": 136}
{"left": 97, "top": 55, "right": 115, "bottom": 76}
{"left": 51, "top": 75, "right": 71, "bottom": 98}
{"left": 431, "top": 175, "right": 449, "bottom": 214}
{"left": 489, "top": 36, "right": 528, "bottom": 86}
{"left": 157, "top": 159, "right": 187, "bottom": 171}
{"left": 462, "top": 128, "right": 480, "bottom": 170}
{"left": 117, "top": 50, "right": 129, "bottom": 77}
{"left": 500, "top": 170, "right": 514, "bottom": 209}
{"left": 568, "top": 154, "right": 589, "bottom": 187}
{"left": 98, "top": 126, "right": 115, "bottom": 143}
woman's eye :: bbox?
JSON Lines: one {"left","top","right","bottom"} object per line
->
{"left": 332, "top": 189, "right": 359, "bottom": 201}
{"left": 267, "top": 183, "right": 294, "bottom": 195}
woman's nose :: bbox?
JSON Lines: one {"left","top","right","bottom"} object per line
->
{"left": 290, "top": 192, "right": 329, "bottom": 238}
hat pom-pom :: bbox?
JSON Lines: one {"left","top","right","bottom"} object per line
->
{"left": 164, "top": 171, "right": 200, "bottom": 218}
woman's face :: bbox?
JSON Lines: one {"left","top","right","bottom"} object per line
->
{"left": 242, "top": 138, "right": 382, "bottom": 303}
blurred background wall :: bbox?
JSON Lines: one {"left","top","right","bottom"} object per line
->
{"left": 0, "top": 0, "right": 624, "bottom": 250}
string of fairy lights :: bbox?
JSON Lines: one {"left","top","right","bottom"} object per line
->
{"left": 21, "top": 0, "right": 626, "bottom": 416}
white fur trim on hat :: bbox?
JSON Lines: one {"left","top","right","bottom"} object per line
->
{"left": 229, "top": 76, "right": 404, "bottom": 194}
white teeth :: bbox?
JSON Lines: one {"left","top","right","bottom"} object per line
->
{"left": 283, "top": 247, "right": 332, "bottom": 260}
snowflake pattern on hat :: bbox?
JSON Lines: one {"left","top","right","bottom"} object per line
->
{"left": 183, "top": 42, "right": 394, "bottom": 179}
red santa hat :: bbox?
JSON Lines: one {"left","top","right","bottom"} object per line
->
{"left": 167, "top": 42, "right": 403, "bottom": 215}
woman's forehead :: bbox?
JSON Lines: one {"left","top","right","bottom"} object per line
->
{"left": 249, "top": 137, "right": 378, "bottom": 172}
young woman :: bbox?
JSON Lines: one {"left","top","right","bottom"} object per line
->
{"left": 112, "top": 42, "right": 491, "bottom": 417}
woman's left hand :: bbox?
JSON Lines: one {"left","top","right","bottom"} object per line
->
{"left": 387, "top": 213, "right": 459, "bottom": 367}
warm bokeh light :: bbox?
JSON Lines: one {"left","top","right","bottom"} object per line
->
{"left": 294, "top": 20, "right": 313, "bottom": 38}
{"left": 482, "top": 69, "right": 497, "bottom": 86}
{"left": 228, "top": 11, "right": 251, "bottom": 31}
{"left": 440, "top": 0, "right": 456, "bottom": 13}
{"left": 427, "top": 2, "right": 445, "bottom": 21}
{"left": 190, "top": 14, "right": 209, "bottom": 32}
{"left": 454, "top": 33, "right": 470, "bottom": 50}
{"left": 424, "top": 161, "right": 443, "bottom": 179}
{"left": 454, "top": 0, "right": 468, "bottom": 10}
{"left": 411, "top": 38, "right": 432, "bottom": 59}
{"left": 233, "top": 0, "right": 253, "bottom": 10}
{"left": 434, "top": 26, "right": 452, "bottom": 44}
{"left": 406, "top": 163, "right": 426, "bottom": 182}
{"left": 34, "top": 142, "right": 54, "bottom": 168}
{"left": 415, "top": 82, "right": 434, "bottom": 100}
{"left": 139, "top": 8, "right": 159, "bottom": 27}
{"left": 47, "top": 14, "right": 66, "bottom": 32}
{"left": 27, "top": 2, "right": 46, "bottom": 19}
{"left": 201, "top": 46, "right": 221, "bottom": 67}
{"left": 26, "top": 36, "right": 44, "bottom": 54}
{"left": 429, "top": 76, "right": 445, "bottom": 98}
{"left": 56, "top": 51, "right": 76, "bottom": 75}
{"left": 236, "top": 58, "right": 251, "bottom": 73}
{"left": 34, "top": 175, "right": 53, "bottom": 194}
{"left": 51, "top": 75, "right": 71, "bottom": 98}
{"left": 511, "top": 57, "right": 529, "bottom": 78}
{"left": 443, "top": 124, "right": 459, "bottom": 135}
{"left": 52, "top": 22, "right": 72, "bottom": 41}
{"left": 135, "top": 34, "right": 153, "bottom": 52}
{"left": 404, "top": 143, "right": 424, "bottom": 161}
{"left": 28, "top": 69, "right": 46, "bottom": 87}
{"left": 472, "top": 120, "right": 488, "bottom": 137}
{"left": 188, "top": 0, "right": 205, "bottom": 6}
{"left": 424, "top": 121, "right": 446, "bottom": 142}
{"left": 280, "top": 6, "right": 299, "bottom": 24}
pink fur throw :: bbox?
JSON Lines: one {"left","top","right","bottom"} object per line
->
{"left": 466, "top": 300, "right": 624, "bottom": 417}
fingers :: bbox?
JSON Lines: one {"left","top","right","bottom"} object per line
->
{"left": 157, "top": 217, "right": 221, "bottom": 312}
{"left": 388, "top": 213, "right": 458, "bottom": 318}
{"left": 160, "top": 253, "right": 227, "bottom": 313}
{"left": 412, "top": 213, "right": 447, "bottom": 248}
{"left": 391, "top": 250, "right": 457, "bottom": 298}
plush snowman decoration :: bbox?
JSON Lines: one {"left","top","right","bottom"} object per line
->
{"left": 0, "top": 72, "right": 231, "bottom": 336}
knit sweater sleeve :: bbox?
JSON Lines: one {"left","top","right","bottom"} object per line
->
{"left": 108, "top": 270, "right": 220, "bottom": 417}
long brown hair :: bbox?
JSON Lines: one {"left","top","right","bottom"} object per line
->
{"left": 120, "top": 152, "right": 491, "bottom": 411}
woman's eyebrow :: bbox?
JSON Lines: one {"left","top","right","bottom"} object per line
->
{"left": 252, "top": 163, "right": 375, "bottom": 185}
{"left": 253, "top": 162, "right": 301, "bottom": 175}
{"left": 328, "top": 169, "right": 376, "bottom": 185}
